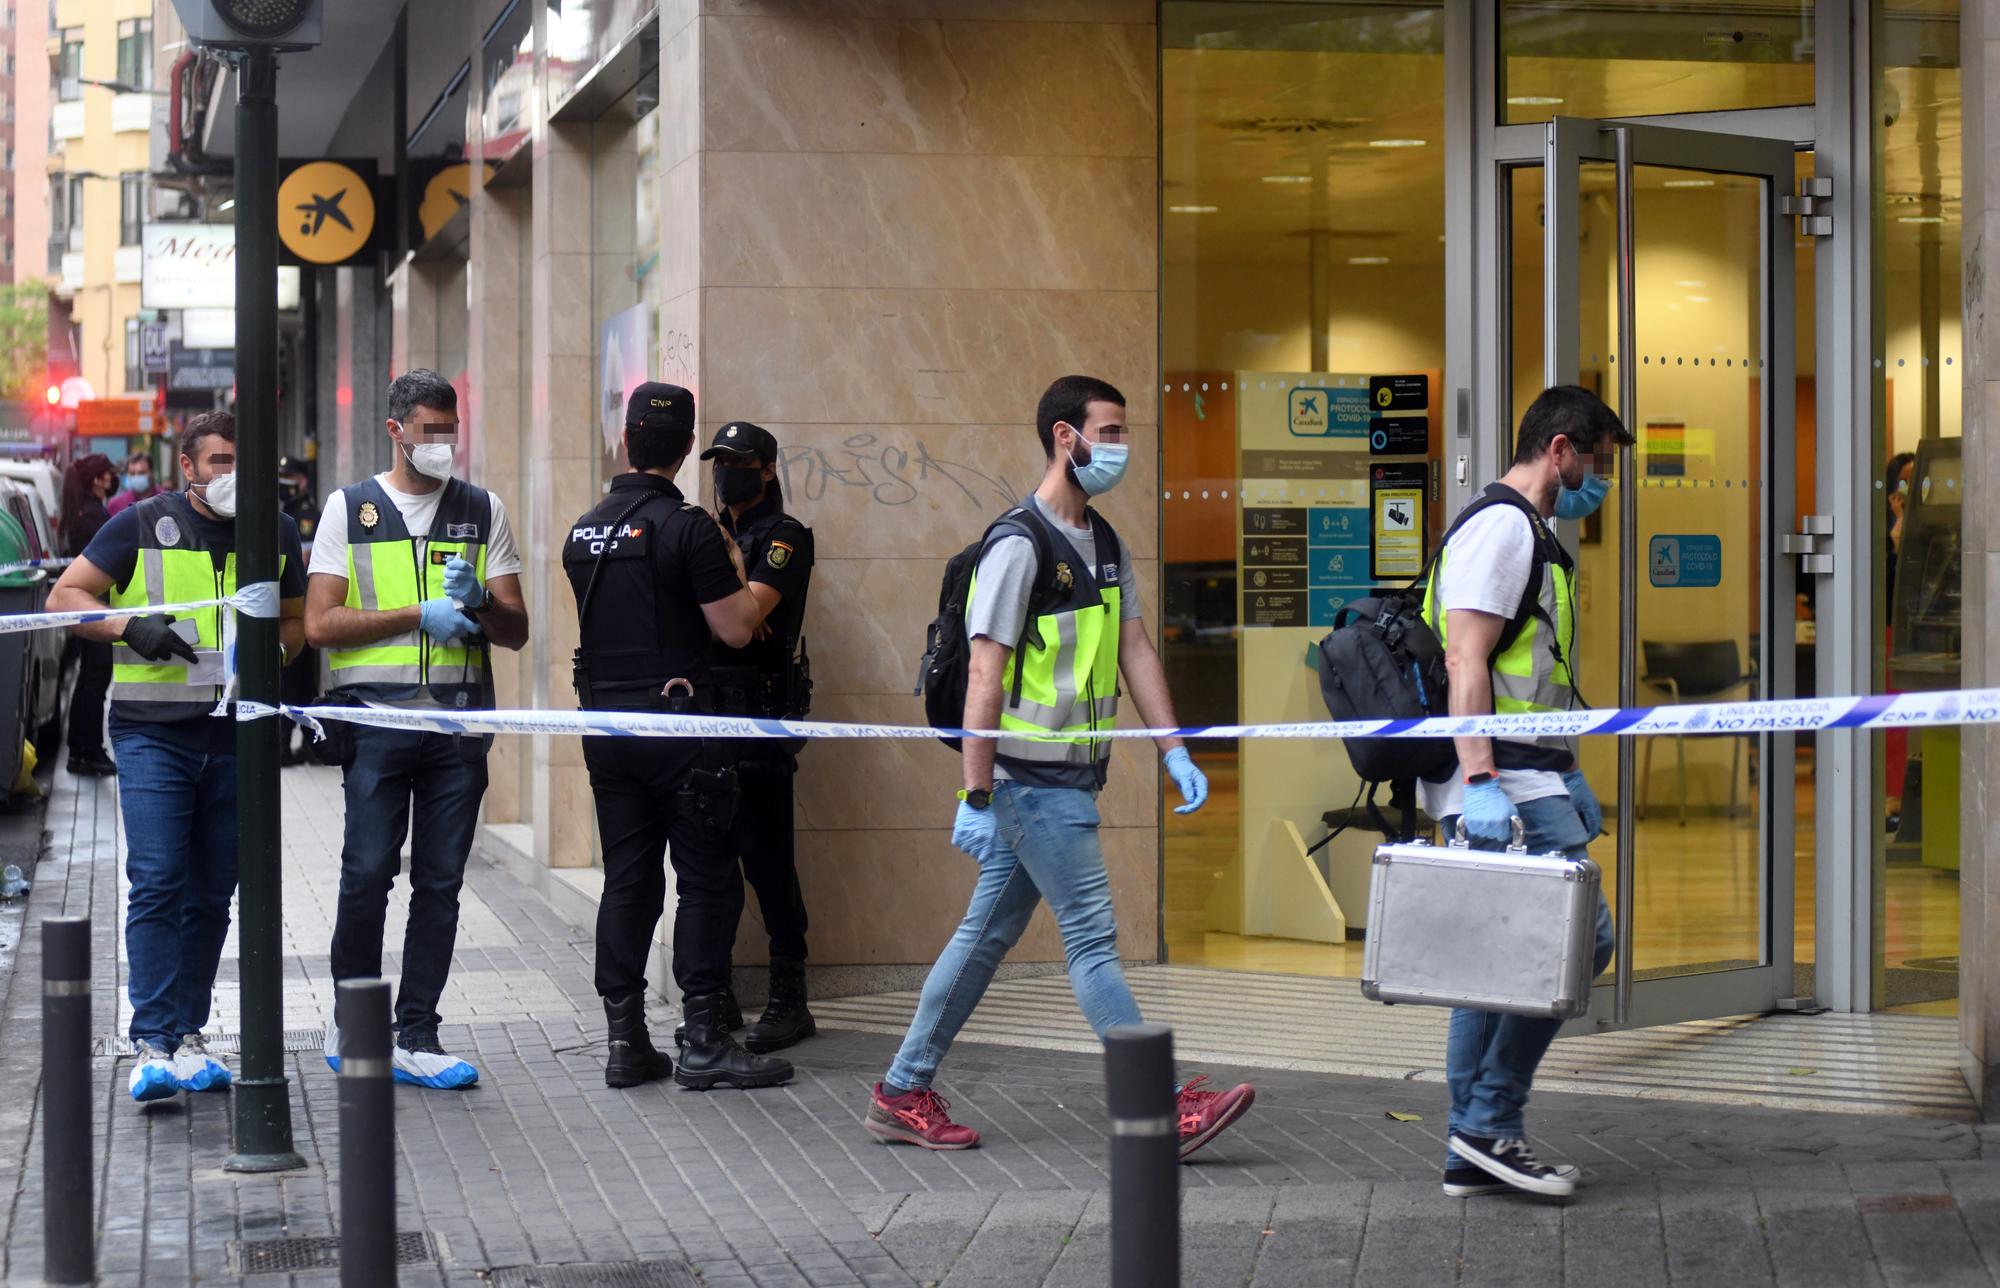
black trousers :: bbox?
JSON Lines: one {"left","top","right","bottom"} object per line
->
{"left": 584, "top": 736, "right": 741, "bottom": 1001}
{"left": 64, "top": 637, "right": 112, "bottom": 758}
{"left": 734, "top": 750, "right": 808, "bottom": 962}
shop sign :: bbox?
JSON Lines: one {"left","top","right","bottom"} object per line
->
{"left": 1648, "top": 534, "right": 1723, "bottom": 588}
{"left": 140, "top": 323, "right": 170, "bottom": 374}
{"left": 76, "top": 398, "right": 155, "bottom": 438}
{"left": 277, "top": 159, "right": 384, "bottom": 266}
{"left": 142, "top": 224, "right": 236, "bottom": 310}
{"left": 169, "top": 344, "right": 235, "bottom": 392}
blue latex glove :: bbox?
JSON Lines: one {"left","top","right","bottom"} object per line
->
{"left": 419, "top": 597, "right": 481, "bottom": 645}
{"left": 1460, "top": 779, "right": 1516, "bottom": 849}
{"left": 951, "top": 800, "right": 997, "bottom": 857}
{"left": 1563, "top": 769, "right": 1603, "bottom": 838}
{"left": 1164, "top": 747, "right": 1208, "bottom": 815}
{"left": 442, "top": 556, "right": 487, "bottom": 610}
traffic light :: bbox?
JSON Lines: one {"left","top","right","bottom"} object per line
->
{"left": 169, "top": 0, "right": 322, "bottom": 50}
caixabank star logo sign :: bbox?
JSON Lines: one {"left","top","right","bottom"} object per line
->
{"left": 275, "top": 159, "right": 385, "bottom": 266}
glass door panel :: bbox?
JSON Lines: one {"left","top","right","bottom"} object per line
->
{"left": 1539, "top": 118, "right": 1798, "bottom": 1031}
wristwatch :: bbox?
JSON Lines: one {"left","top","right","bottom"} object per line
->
{"left": 1465, "top": 771, "right": 1497, "bottom": 786}
{"left": 956, "top": 788, "right": 992, "bottom": 810}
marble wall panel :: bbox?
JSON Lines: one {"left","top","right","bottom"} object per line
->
{"left": 701, "top": 151, "right": 1155, "bottom": 292}
{"left": 702, "top": 16, "right": 1154, "bottom": 158}
{"left": 701, "top": 287, "right": 1157, "bottom": 427}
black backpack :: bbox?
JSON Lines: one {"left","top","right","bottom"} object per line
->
{"left": 916, "top": 505, "right": 1113, "bottom": 751}
{"left": 1313, "top": 485, "right": 1561, "bottom": 838}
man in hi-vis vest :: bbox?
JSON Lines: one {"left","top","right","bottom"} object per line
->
{"left": 49, "top": 412, "right": 307, "bottom": 1103}
{"left": 306, "top": 369, "right": 529, "bottom": 1089}
{"left": 865, "top": 376, "right": 1257, "bottom": 1160}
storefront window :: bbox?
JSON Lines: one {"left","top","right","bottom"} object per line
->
{"left": 1501, "top": 0, "right": 1814, "bottom": 125}
{"left": 1162, "top": 2, "right": 1446, "bottom": 973}
{"left": 1875, "top": 0, "right": 1962, "bottom": 1014}
{"left": 590, "top": 72, "right": 661, "bottom": 489}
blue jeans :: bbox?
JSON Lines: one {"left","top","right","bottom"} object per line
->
{"left": 886, "top": 782, "right": 1140, "bottom": 1091}
{"left": 329, "top": 725, "right": 488, "bottom": 1035}
{"left": 1440, "top": 790, "right": 1615, "bottom": 1162}
{"left": 113, "top": 722, "right": 238, "bottom": 1050}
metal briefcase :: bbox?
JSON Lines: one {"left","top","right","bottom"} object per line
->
{"left": 1359, "top": 821, "right": 1602, "bottom": 1020}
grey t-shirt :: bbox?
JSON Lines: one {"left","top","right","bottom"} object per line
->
{"left": 966, "top": 498, "right": 1140, "bottom": 782}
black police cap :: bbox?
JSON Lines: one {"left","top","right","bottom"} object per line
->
{"left": 700, "top": 421, "right": 780, "bottom": 464}
{"left": 627, "top": 382, "right": 695, "bottom": 438}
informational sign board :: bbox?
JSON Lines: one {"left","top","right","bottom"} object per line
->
{"left": 76, "top": 397, "right": 155, "bottom": 438}
{"left": 140, "top": 323, "right": 170, "bottom": 374}
{"left": 1648, "top": 533, "right": 1723, "bottom": 587}
{"left": 1369, "top": 462, "right": 1428, "bottom": 579}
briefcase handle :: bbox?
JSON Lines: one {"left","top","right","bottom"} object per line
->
{"left": 1450, "top": 816, "right": 1526, "bottom": 854}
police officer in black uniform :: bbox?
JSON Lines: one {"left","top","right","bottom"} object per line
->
{"left": 701, "top": 422, "right": 817, "bottom": 1052}
{"left": 563, "top": 383, "right": 792, "bottom": 1092}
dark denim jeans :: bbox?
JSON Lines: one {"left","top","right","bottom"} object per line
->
{"left": 329, "top": 725, "right": 488, "bottom": 1035}
{"left": 1440, "top": 789, "right": 1616, "bottom": 1163}
{"left": 112, "top": 721, "right": 237, "bottom": 1050}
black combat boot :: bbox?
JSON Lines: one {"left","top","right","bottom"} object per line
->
{"left": 740, "top": 957, "right": 816, "bottom": 1054}
{"left": 674, "top": 992, "right": 792, "bottom": 1090}
{"left": 603, "top": 993, "right": 674, "bottom": 1088}
{"left": 673, "top": 987, "right": 742, "bottom": 1050}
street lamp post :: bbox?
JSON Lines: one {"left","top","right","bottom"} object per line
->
{"left": 222, "top": 42, "right": 301, "bottom": 1174}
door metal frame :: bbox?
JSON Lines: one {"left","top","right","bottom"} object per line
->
{"left": 1458, "top": 0, "right": 1872, "bottom": 1016}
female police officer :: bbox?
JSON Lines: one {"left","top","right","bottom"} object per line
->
{"left": 563, "top": 383, "right": 791, "bottom": 1091}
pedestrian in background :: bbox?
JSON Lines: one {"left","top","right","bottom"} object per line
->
{"left": 58, "top": 453, "right": 118, "bottom": 777}
{"left": 106, "top": 449, "right": 158, "bottom": 517}
{"left": 48, "top": 413, "right": 308, "bottom": 1101}
{"left": 308, "top": 368, "right": 530, "bottom": 1089}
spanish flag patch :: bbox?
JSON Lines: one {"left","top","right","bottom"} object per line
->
{"left": 767, "top": 541, "right": 793, "bottom": 570}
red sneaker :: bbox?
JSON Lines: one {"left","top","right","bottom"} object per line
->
{"left": 1176, "top": 1076, "right": 1255, "bottom": 1160}
{"left": 865, "top": 1082, "right": 982, "bottom": 1151}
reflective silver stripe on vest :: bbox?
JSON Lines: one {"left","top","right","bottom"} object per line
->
{"left": 1493, "top": 565, "right": 1572, "bottom": 757}
{"left": 110, "top": 547, "right": 217, "bottom": 705}
{"left": 343, "top": 542, "right": 424, "bottom": 676}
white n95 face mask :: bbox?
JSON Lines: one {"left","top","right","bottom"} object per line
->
{"left": 408, "top": 442, "right": 456, "bottom": 480}
{"left": 198, "top": 471, "right": 238, "bottom": 518}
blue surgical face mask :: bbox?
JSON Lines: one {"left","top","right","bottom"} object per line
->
{"left": 1555, "top": 471, "right": 1610, "bottom": 520}
{"left": 124, "top": 473, "right": 149, "bottom": 493}
{"left": 1067, "top": 438, "right": 1129, "bottom": 497}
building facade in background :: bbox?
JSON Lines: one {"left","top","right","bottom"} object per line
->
{"left": 166, "top": 0, "right": 2000, "bottom": 1115}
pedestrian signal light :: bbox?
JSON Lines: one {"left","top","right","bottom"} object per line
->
{"left": 43, "top": 386, "right": 59, "bottom": 406}
{"left": 170, "top": 0, "right": 321, "bottom": 49}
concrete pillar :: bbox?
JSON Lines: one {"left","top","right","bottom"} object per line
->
{"left": 1959, "top": 0, "right": 1999, "bottom": 1116}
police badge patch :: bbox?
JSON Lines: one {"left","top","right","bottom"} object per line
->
{"left": 767, "top": 541, "right": 793, "bottom": 570}
{"left": 154, "top": 515, "right": 181, "bottom": 547}
{"left": 358, "top": 501, "right": 380, "bottom": 530}
{"left": 1054, "top": 561, "right": 1074, "bottom": 591}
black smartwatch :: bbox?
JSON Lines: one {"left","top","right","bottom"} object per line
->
{"left": 956, "top": 788, "right": 992, "bottom": 810}
{"left": 1465, "top": 772, "right": 1497, "bottom": 786}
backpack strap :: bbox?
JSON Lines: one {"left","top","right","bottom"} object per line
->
{"left": 1427, "top": 484, "right": 1574, "bottom": 675}
{"left": 977, "top": 504, "right": 1061, "bottom": 713}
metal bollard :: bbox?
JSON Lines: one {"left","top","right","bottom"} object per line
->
{"left": 1104, "top": 1023, "right": 1179, "bottom": 1288}
{"left": 42, "top": 916, "right": 93, "bottom": 1286}
{"left": 336, "top": 980, "right": 396, "bottom": 1288}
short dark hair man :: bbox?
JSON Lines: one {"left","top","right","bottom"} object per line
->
{"left": 564, "top": 383, "right": 791, "bottom": 1092}
{"left": 1419, "top": 383, "right": 1634, "bottom": 1199}
{"left": 307, "top": 368, "right": 531, "bottom": 1088}
{"left": 107, "top": 449, "right": 158, "bottom": 517}
{"left": 699, "top": 422, "right": 818, "bottom": 1053}
{"left": 49, "top": 412, "right": 308, "bottom": 1101}
{"left": 864, "top": 375, "right": 1256, "bottom": 1159}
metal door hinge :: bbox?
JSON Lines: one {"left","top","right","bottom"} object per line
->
{"left": 1778, "top": 176, "right": 1833, "bottom": 238}
{"left": 1779, "top": 514, "right": 1835, "bottom": 574}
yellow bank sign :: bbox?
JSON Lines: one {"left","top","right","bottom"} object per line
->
{"left": 277, "top": 160, "right": 379, "bottom": 265}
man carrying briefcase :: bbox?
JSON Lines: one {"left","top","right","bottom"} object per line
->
{"left": 1418, "top": 386, "right": 1633, "bottom": 1198}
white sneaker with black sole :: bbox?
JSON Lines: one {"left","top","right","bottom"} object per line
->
{"left": 1448, "top": 1133, "right": 1579, "bottom": 1197}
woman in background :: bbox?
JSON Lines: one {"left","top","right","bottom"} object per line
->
{"left": 59, "top": 453, "right": 118, "bottom": 776}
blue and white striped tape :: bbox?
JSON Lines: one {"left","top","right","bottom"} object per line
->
{"left": 0, "top": 557, "right": 73, "bottom": 575}
{"left": 0, "top": 589, "right": 267, "bottom": 636}
{"left": 235, "top": 687, "right": 2000, "bottom": 743}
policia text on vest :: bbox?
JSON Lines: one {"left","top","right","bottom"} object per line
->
{"left": 303, "top": 370, "right": 531, "bottom": 1091}
{"left": 564, "top": 383, "right": 794, "bottom": 1093}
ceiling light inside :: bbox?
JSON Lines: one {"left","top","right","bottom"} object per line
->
{"left": 1674, "top": 279, "right": 1706, "bottom": 287}
{"left": 1168, "top": 205, "right": 1218, "bottom": 214}
{"left": 1662, "top": 178, "right": 1716, "bottom": 188}
{"left": 1506, "top": 96, "right": 1564, "bottom": 106}
{"left": 1898, "top": 215, "right": 1945, "bottom": 224}
{"left": 1368, "top": 138, "right": 1427, "bottom": 149}
{"left": 1347, "top": 256, "right": 1390, "bottom": 265}
{"left": 1261, "top": 175, "right": 1312, "bottom": 185}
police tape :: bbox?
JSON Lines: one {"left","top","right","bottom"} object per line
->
{"left": 0, "top": 557, "right": 73, "bottom": 575}
{"left": 0, "top": 588, "right": 270, "bottom": 636}
{"left": 235, "top": 686, "right": 2000, "bottom": 743}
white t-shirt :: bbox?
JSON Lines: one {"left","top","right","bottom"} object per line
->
{"left": 309, "top": 474, "right": 524, "bottom": 582}
{"left": 1416, "top": 504, "right": 1569, "bottom": 823}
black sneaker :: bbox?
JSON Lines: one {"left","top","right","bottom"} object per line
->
{"left": 1447, "top": 1133, "right": 1578, "bottom": 1197}
{"left": 1442, "top": 1164, "right": 1512, "bottom": 1198}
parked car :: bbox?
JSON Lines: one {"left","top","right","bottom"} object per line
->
{"left": 0, "top": 470, "right": 70, "bottom": 788}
